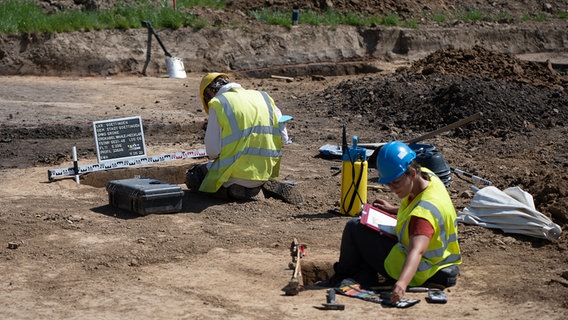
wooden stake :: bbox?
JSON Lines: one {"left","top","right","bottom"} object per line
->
{"left": 270, "top": 75, "right": 294, "bottom": 82}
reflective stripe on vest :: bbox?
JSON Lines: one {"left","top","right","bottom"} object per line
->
{"left": 209, "top": 92, "right": 282, "bottom": 172}
{"left": 396, "top": 200, "right": 461, "bottom": 272}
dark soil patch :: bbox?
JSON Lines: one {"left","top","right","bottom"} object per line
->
{"left": 310, "top": 46, "right": 567, "bottom": 138}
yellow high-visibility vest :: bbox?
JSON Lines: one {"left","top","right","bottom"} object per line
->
{"left": 384, "top": 168, "right": 462, "bottom": 286}
{"left": 200, "top": 88, "right": 282, "bottom": 193}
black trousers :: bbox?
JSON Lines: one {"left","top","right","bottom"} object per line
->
{"left": 334, "top": 217, "right": 398, "bottom": 288}
{"left": 185, "top": 163, "right": 261, "bottom": 200}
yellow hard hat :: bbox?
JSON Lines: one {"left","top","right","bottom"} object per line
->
{"left": 200, "top": 72, "right": 229, "bottom": 114}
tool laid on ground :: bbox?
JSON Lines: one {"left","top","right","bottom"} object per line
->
{"left": 451, "top": 167, "right": 493, "bottom": 185}
{"left": 371, "top": 285, "right": 442, "bottom": 293}
{"left": 405, "top": 112, "right": 482, "bottom": 144}
{"left": 336, "top": 278, "right": 420, "bottom": 308}
{"left": 426, "top": 290, "right": 448, "bottom": 303}
{"left": 321, "top": 289, "right": 345, "bottom": 310}
{"left": 47, "top": 149, "right": 207, "bottom": 181}
{"left": 282, "top": 238, "right": 306, "bottom": 296}
{"left": 270, "top": 75, "right": 294, "bottom": 82}
{"left": 407, "top": 287, "right": 442, "bottom": 293}
{"left": 367, "top": 184, "right": 386, "bottom": 191}
{"left": 368, "top": 113, "right": 482, "bottom": 168}
{"left": 379, "top": 292, "right": 421, "bottom": 308}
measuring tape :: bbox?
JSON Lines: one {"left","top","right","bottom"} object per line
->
{"left": 48, "top": 149, "right": 207, "bottom": 181}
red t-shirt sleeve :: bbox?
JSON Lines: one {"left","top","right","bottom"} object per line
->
{"left": 409, "top": 216, "right": 435, "bottom": 238}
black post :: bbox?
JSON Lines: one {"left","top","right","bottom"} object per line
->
{"left": 142, "top": 21, "right": 153, "bottom": 76}
{"left": 292, "top": 6, "right": 299, "bottom": 25}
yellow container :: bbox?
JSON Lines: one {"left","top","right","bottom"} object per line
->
{"left": 340, "top": 159, "right": 368, "bottom": 216}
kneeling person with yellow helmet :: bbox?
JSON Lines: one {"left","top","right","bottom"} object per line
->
{"left": 326, "top": 141, "right": 462, "bottom": 303}
{"left": 186, "top": 73, "right": 302, "bottom": 205}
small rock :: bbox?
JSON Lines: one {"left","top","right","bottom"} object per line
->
{"left": 460, "top": 190, "right": 474, "bottom": 199}
{"left": 494, "top": 238, "right": 506, "bottom": 246}
{"left": 7, "top": 242, "right": 19, "bottom": 249}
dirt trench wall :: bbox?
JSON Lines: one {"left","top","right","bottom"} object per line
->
{"left": 0, "top": 23, "right": 566, "bottom": 77}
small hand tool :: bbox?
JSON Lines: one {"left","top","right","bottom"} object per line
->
{"left": 282, "top": 238, "right": 306, "bottom": 296}
{"left": 370, "top": 285, "right": 443, "bottom": 293}
{"left": 322, "top": 289, "right": 345, "bottom": 310}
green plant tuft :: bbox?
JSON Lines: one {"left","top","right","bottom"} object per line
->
{"left": 0, "top": 1, "right": 565, "bottom": 34}
{"left": 0, "top": 0, "right": 221, "bottom": 34}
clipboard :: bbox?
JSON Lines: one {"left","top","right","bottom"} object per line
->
{"left": 360, "top": 203, "right": 397, "bottom": 238}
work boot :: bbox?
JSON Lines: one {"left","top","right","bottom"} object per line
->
{"left": 424, "top": 265, "right": 460, "bottom": 288}
{"left": 227, "top": 184, "right": 263, "bottom": 201}
{"left": 262, "top": 178, "right": 304, "bottom": 205}
{"left": 185, "top": 164, "right": 208, "bottom": 192}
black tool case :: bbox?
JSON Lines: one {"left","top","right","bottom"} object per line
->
{"left": 106, "top": 178, "right": 184, "bottom": 215}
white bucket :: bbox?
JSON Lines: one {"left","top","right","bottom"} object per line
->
{"left": 166, "top": 56, "right": 187, "bottom": 79}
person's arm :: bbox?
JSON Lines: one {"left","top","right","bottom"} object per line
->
{"left": 204, "top": 108, "right": 222, "bottom": 159}
{"left": 274, "top": 104, "right": 291, "bottom": 144}
{"left": 372, "top": 198, "right": 398, "bottom": 215}
{"left": 274, "top": 104, "right": 283, "bottom": 119}
{"left": 390, "top": 234, "right": 430, "bottom": 303}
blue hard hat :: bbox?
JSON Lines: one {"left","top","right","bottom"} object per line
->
{"left": 377, "top": 141, "right": 417, "bottom": 184}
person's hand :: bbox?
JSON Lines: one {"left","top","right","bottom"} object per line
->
{"left": 372, "top": 199, "right": 398, "bottom": 215}
{"left": 390, "top": 283, "right": 406, "bottom": 303}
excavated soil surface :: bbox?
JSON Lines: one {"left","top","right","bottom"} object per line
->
{"left": 0, "top": 1, "right": 567, "bottom": 319}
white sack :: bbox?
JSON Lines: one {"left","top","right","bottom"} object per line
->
{"left": 458, "top": 186, "right": 562, "bottom": 241}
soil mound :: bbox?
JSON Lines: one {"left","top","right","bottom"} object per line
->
{"left": 406, "top": 46, "right": 567, "bottom": 89}
{"left": 313, "top": 46, "right": 567, "bottom": 139}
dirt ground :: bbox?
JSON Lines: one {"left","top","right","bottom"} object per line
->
{"left": 1, "top": 1, "right": 568, "bottom": 320}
